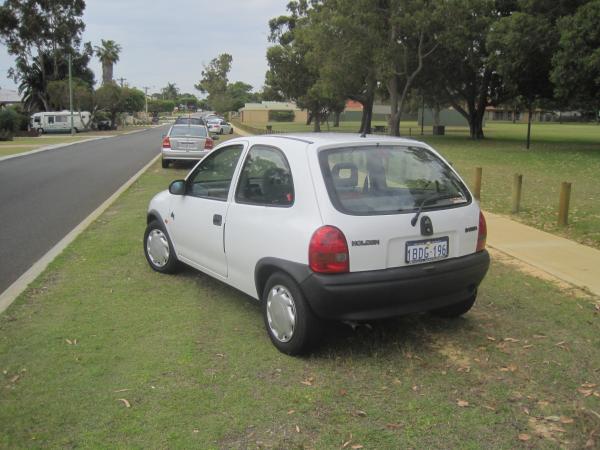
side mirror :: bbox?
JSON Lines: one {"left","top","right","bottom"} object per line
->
{"left": 169, "top": 179, "right": 186, "bottom": 195}
{"left": 212, "top": 135, "right": 220, "bottom": 140}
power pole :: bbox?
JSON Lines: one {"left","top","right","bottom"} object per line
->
{"left": 117, "top": 77, "right": 127, "bottom": 88}
{"left": 143, "top": 86, "right": 149, "bottom": 119}
{"left": 68, "top": 53, "right": 74, "bottom": 135}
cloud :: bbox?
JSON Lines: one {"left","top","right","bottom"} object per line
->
{"left": 0, "top": 0, "right": 289, "bottom": 95}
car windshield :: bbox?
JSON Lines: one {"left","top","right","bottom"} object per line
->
{"left": 175, "top": 117, "right": 204, "bottom": 125}
{"left": 319, "top": 145, "right": 470, "bottom": 215}
{"left": 169, "top": 125, "right": 207, "bottom": 138}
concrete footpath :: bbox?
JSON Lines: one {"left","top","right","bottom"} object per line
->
{"left": 485, "top": 212, "right": 600, "bottom": 296}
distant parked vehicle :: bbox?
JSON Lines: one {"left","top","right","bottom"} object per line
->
{"left": 96, "top": 120, "right": 113, "bottom": 131}
{"left": 161, "top": 124, "right": 217, "bottom": 168}
{"left": 30, "top": 110, "right": 91, "bottom": 134}
{"left": 207, "top": 118, "right": 233, "bottom": 135}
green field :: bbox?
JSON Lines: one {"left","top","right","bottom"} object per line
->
{"left": 1, "top": 154, "right": 598, "bottom": 448}
{"left": 237, "top": 121, "right": 600, "bottom": 249}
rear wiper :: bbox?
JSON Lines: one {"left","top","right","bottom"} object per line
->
{"left": 410, "top": 193, "right": 464, "bottom": 226}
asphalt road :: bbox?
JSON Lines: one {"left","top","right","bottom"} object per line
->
{"left": 0, "top": 126, "right": 168, "bottom": 294}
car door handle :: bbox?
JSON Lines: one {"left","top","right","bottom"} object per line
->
{"left": 213, "top": 214, "right": 222, "bottom": 226}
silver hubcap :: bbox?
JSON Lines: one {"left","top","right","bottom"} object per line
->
{"left": 266, "top": 285, "right": 296, "bottom": 342}
{"left": 146, "top": 229, "right": 170, "bottom": 268}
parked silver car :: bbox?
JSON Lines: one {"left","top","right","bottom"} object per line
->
{"left": 161, "top": 124, "right": 217, "bottom": 168}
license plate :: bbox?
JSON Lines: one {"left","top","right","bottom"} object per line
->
{"left": 405, "top": 237, "right": 449, "bottom": 264}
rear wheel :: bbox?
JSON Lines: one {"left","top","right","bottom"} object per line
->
{"left": 143, "top": 220, "right": 179, "bottom": 274}
{"left": 161, "top": 158, "right": 169, "bottom": 168}
{"left": 219, "top": 128, "right": 224, "bottom": 135}
{"left": 229, "top": 127, "right": 233, "bottom": 134}
{"left": 262, "top": 272, "right": 322, "bottom": 355}
{"left": 431, "top": 292, "right": 477, "bottom": 318}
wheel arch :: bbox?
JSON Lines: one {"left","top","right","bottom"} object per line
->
{"left": 254, "top": 257, "right": 312, "bottom": 301}
{"left": 147, "top": 209, "right": 164, "bottom": 225}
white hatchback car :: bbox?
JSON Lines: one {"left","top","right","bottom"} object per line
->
{"left": 144, "top": 133, "right": 490, "bottom": 354}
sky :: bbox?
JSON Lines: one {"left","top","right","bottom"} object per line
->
{"left": 0, "top": 0, "right": 289, "bottom": 97}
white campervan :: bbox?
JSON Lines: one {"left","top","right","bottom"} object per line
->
{"left": 30, "top": 110, "right": 91, "bottom": 133}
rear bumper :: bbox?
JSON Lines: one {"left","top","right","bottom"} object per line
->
{"left": 162, "top": 149, "right": 209, "bottom": 160}
{"left": 299, "top": 251, "right": 490, "bottom": 321}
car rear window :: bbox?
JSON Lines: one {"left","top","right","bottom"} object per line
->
{"left": 319, "top": 145, "right": 470, "bottom": 215}
{"left": 170, "top": 126, "right": 207, "bottom": 138}
{"left": 175, "top": 117, "right": 204, "bottom": 125}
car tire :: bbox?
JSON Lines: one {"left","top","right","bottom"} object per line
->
{"left": 431, "top": 292, "right": 477, "bottom": 318}
{"left": 37, "top": 128, "right": 43, "bottom": 134}
{"left": 262, "top": 272, "right": 322, "bottom": 355}
{"left": 229, "top": 127, "right": 233, "bottom": 134}
{"left": 143, "top": 220, "right": 180, "bottom": 274}
{"left": 219, "top": 128, "right": 224, "bottom": 135}
{"left": 161, "top": 158, "right": 169, "bottom": 169}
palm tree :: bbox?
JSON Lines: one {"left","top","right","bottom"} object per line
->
{"left": 94, "top": 39, "right": 122, "bottom": 85}
{"left": 161, "top": 83, "right": 179, "bottom": 100}
{"left": 16, "top": 55, "right": 49, "bottom": 112}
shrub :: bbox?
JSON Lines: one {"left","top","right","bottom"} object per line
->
{"left": 0, "top": 108, "right": 19, "bottom": 140}
{"left": 268, "top": 110, "right": 295, "bottom": 122}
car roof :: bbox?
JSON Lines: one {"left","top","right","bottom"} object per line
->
{"left": 243, "top": 132, "right": 421, "bottom": 147}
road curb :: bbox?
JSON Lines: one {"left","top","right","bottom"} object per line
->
{"left": 0, "top": 126, "right": 162, "bottom": 163}
{"left": 0, "top": 153, "right": 160, "bottom": 315}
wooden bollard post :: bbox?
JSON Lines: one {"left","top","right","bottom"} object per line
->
{"left": 474, "top": 167, "right": 482, "bottom": 201}
{"left": 511, "top": 174, "right": 523, "bottom": 213}
{"left": 558, "top": 182, "right": 572, "bottom": 226}
{"left": 409, "top": 127, "right": 412, "bottom": 136}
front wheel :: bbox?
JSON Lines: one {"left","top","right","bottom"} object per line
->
{"left": 37, "top": 128, "right": 44, "bottom": 134}
{"left": 143, "top": 220, "right": 179, "bottom": 274}
{"left": 431, "top": 292, "right": 477, "bottom": 318}
{"left": 229, "top": 127, "right": 233, "bottom": 134}
{"left": 262, "top": 272, "right": 322, "bottom": 355}
{"left": 219, "top": 128, "right": 224, "bottom": 135}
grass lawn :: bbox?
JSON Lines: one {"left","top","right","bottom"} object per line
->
{"left": 237, "top": 120, "right": 600, "bottom": 249}
{"left": 1, "top": 157, "right": 599, "bottom": 448}
{"left": 0, "top": 127, "right": 154, "bottom": 158}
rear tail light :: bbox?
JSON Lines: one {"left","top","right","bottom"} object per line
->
{"left": 162, "top": 136, "right": 171, "bottom": 148}
{"left": 204, "top": 137, "right": 214, "bottom": 150}
{"left": 476, "top": 211, "right": 487, "bottom": 252}
{"left": 309, "top": 226, "right": 349, "bottom": 273}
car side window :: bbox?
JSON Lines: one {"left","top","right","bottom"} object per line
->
{"left": 235, "top": 145, "right": 294, "bottom": 207}
{"left": 187, "top": 144, "right": 243, "bottom": 201}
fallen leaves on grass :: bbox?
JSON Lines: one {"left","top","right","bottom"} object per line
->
{"left": 503, "top": 337, "right": 520, "bottom": 343}
{"left": 295, "top": 425, "right": 300, "bottom": 433}
{"left": 518, "top": 433, "right": 531, "bottom": 442}
{"left": 457, "top": 399, "right": 469, "bottom": 407}
{"left": 301, "top": 376, "right": 314, "bottom": 386}
{"left": 287, "top": 410, "right": 295, "bottom": 415}
{"left": 499, "top": 364, "right": 518, "bottom": 373}
{"left": 386, "top": 423, "right": 402, "bottom": 430}
{"left": 65, "top": 339, "right": 77, "bottom": 345}
{"left": 117, "top": 398, "right": 131, "bottom": 408}
{"left": 353, "top": 410, "right": 367, "bottom": 417}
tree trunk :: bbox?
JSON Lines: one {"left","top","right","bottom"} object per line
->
{"left": 333, "top": 111, "right": 341, "bottom": 127}
{"left": 387, "top": 77, "right": 400, "bottom": 136}
{"left": 306, "top": 111, "right": 312, "bottom": 126}
{"left": 102, "top": 62, "right": 113, "bottom": 85}
{"left": 312, "top": 108, "right": 321, "bottom": 132}
{"left": 526, "top": 104, "right": 533, "bottom": 149}
{"left": 433, "top": 103, "right": 441, "bottom": 127}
